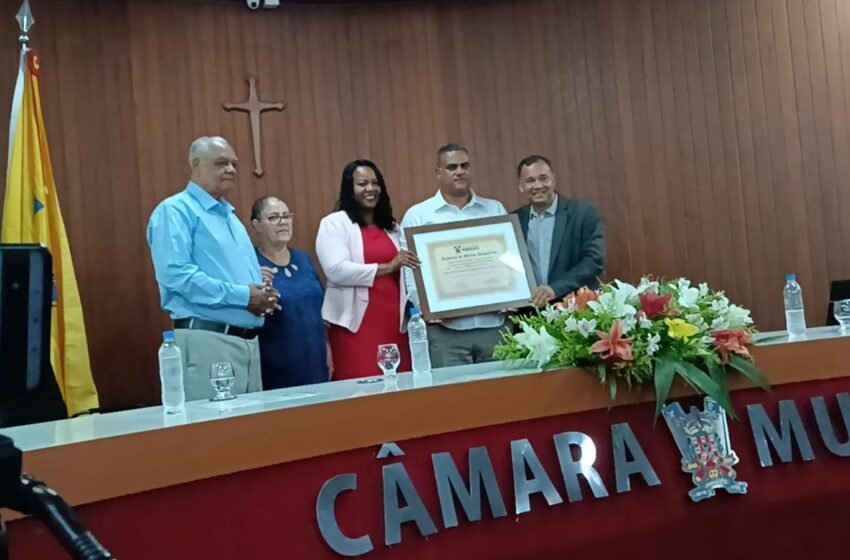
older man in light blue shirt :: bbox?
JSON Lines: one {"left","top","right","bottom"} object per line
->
{"left": 401, "top": 144, "right": 508, "bottom": 367}
{"left": 147, "top": 136, "right": 280, "bottom": 400}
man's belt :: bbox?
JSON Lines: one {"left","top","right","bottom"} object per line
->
{"left": 173, "top": 318, "right": 257, "bottom": 340}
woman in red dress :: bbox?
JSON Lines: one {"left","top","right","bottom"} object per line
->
{"left": 316, "top": 160, "right": 420, "bottom": 379}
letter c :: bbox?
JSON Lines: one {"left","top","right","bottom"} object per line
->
{"left": 316, "top": 474, "right": 374, "bottom": 557}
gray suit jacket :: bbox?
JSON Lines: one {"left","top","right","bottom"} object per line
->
{"left": 514, "top": 196, "right": 605, "bottom": 299}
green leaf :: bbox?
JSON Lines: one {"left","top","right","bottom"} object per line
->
{"left": 609, "top": 375, "right": 618, "bottom": 400}
{"left": 706, "top": 360, "right": 728, "bottom": 394}
{"left": 728, "top": 355, "right": 772, "bottom": 391}
{"left": 596, "top": 364, "right": 607, "bottom": 384}
{"left": 653, "top": 354, "right": 676, "bottom": 419}
{"left": 674, "top": 359, "right": 737, "bottom": 419}
{"left": 753, "top": 334, "right": 786, "bottom": 345}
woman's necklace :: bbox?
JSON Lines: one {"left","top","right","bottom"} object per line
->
{"left": 279, "top": 248, "right": 298, "bottom": 278}
{"left": 265, "top": 247, "right": 298, "bottom": 277}
{"left": 282, "top": 259, "right": 299, "bottom": 278}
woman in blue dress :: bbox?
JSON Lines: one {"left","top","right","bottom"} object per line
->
{"left": 251, "top": 196, "right": 329, "bottom": 388}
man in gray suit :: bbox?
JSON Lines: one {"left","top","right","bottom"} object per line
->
{"left": 513, "top": 155, "right": 606, "bottom": 308}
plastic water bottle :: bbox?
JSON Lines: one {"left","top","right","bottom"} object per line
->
{"left": 408, "top": 308, "right": 432, "bottom": 374}
{"left": 158, "top": 331, "right": 186, "bottom": 414}
{"left": 783, "top": 274, "right": 807, "bottom": 338}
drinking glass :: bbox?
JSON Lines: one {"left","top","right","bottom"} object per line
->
{"left": 210, "top": 362, "right": 237, "bottom": 401}
{"left": 834, "top": 299, "right": 850, "bottom": 334}
{"left": 377, "top": 344, "right": 401, "bottom": 377}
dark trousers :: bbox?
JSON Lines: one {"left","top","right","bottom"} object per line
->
{"left": 426, "top": 324, "right": 506, "bottom": 367}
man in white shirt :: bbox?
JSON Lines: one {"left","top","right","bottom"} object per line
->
{"left": 400, "top": 144, "right": 508, "bottom": 367}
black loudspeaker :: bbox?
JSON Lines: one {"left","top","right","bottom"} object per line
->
{"left": 0, "top": 244, "right": 64, "bottom": 427}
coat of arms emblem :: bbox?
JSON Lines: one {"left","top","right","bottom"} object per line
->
{"left": 662, "top": 397, "right": 748, "bottom": 502}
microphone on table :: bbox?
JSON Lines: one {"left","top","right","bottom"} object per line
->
{"left": 0, "top": 435, "right": 114, "bottom": 560}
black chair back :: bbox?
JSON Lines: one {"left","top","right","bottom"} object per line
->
{"left": 825, "top": 279, "right": 850, "bottom": 326}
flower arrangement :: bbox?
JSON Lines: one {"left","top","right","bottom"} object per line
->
{"left": 494, "top": 277, "right": 770, "bottom": 417}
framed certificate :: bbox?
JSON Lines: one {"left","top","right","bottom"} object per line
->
{"left": 404, "top": 215, "right": 537, "bottom": 321}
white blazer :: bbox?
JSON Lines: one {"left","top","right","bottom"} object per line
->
{"left": 315, "top": 210, "right": 407, "bottom": 333}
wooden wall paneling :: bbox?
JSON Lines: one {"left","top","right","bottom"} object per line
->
{"left": 385, "top": 8, "right": 413, "bottom": 206}
{"left": 739, "top": 0, "right": 782, "bottom": 329}
{"left": 567, "top": 1, "right": 613, "bottom": 277}
{"left": 541, "top": 0, "right": 572, "bottom": 206}
{"left": 225, "top": 8, "right": 254, "bottom": 216}
{"left": 432, "top": 6, "right": 459, "bottom": 151}
{"left": 785, "top": 0, "right": 829, "bottom": 317}
{"left": 802, "top": 0, "right": 843, "bottom": 289}
{"left": 288, "top": 8, "right": 320, "bottom": 248}
{"left": 494, "top": 1, "right": 524, "bottom": 204}
{"left": 637, "top": 0, "right": 676, "bottom": 280}
{"left": 253, "top": 9, "right": 282, "bottom": 215}
{"left": 592, "top": 1, "right": 624, "bottom": 277}
{"left": 552, "top": 1, "right": 586, "bottom": 214}
{"left": 127, "top": 1, "right": 169, "bottom": 408}
{"left": 709, "top": 0, "right": 754, "bottom": 310}
{"left": 680, "top": 0, "right": 717, "bottom": 289}
{"left": 666, "top": 0, "right": 702, "bottom": 282}
{"left": 451, "top": 5, "right": 476, "bottom": 166}
{"left": 395, "top": 8, "right": 423, "bottom": 213}
{"left": 468, "top": 3, "right": 500, "bottom": 198}
{"left": 421, "top": 5, "right": 447, "bottom": 202}
{"left": 767, "top": 1, "right": 813, "bottom": 301}
{"left": 695, "top": 0, "right": 737, "bottom": 299}
{"left": 99, "top": 1, "right": 155, "bottom": 408}
{"left": 651, "top": 0, "right": 691, "bottom": 281}
{"left": 305, "top": 9, "right": 335, "bottom": 232}
{"left": 821, "top": 0, "right": 850, "bottom": 292}
{"left": 611, "top": 0, "right": 653, "bottom": 279}
{"left": 722, "top": 0, "right": 767, "bottom": 324}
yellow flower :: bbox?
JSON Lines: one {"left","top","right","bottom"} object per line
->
{"left": 664, "top": 318, "right": 699, "bottom": 341}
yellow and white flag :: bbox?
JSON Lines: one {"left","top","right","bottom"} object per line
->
{"left": 2, "top": 48, "right": 99, "bottom": 416}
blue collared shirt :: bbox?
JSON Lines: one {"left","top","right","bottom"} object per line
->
{"left": 146, "top": 182, "right": 263, "bottom": 328}
{"left": 400, "top": 190, "right": 508, "bottom": 331}
{"left": 527, "top": 195, "right": 559, "bottom": 285}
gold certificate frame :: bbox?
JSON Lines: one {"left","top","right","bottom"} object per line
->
{"left": 404, "top": 215, "right": 538, "bottom": 321}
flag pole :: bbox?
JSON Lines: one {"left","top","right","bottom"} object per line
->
{"left": 16, "top": 0, "right": 34, "bottom": 48}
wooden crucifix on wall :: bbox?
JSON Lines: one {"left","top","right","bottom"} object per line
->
{"left": 223, "top": 75, "right": 285, "bottom": 177}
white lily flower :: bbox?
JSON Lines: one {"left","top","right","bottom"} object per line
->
{"left": 726, "top": 304, "right": 753, "bottom": 328}
{"left": 541, "top": 305, "right": 567, "bottom": 323}
{"left": 514, "top": 323, "right": 560, "bottom": 368}
{"left": 698, "top": 282, "right": 710, "bottom": 297}
{"left": 613, "top": 280, "right": 640, "bottom": 303}
{"left": 646, "top": 333, "right": 661, "bottom": 356}
{"left": 564, "top": 316, "right": 579, "bottom": 332}
{"left": 685, "top": 313, "right": 707, "bottom": 331}
{"left": 621, "top": 316, "right": 637, "bottom": 334}
{"left": 678, "top": 286, "right": 700, "bottom": 309}
{"left": 576, "top": 318, "right": 598, "bottom": 338}
{"left": 711, "top": 317, "right": 730, "bottom": 331}
{"left": 638, "top": 315, "right": 654, "bottom": 329}
{"left": 637, "top": 277, "right": 660, "bottom": 294}
{"left": 587, "top": 290, "right": 637, "bottom": 318}
{"left": 710, "top": 297, "right": 730, "bottom": 313}
{"left": 677, "top": 278, "right": 692, "bottom": 291}
{"left": 695, "top": 336, "right": 713, "bottom": 349}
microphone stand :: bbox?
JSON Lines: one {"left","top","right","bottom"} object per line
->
{"left": 0, "top": 435, "right": 114, "bottom": 560}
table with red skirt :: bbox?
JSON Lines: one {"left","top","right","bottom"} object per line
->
{"left": 3, "top": 329, "right": 850, "bottom": 559}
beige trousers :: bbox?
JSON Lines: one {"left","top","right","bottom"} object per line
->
{"left": 174, "top": 329, "right": 262, "bottom": 401}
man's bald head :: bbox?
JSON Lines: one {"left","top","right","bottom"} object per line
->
{"left": 188, "top": 136, "right": 238, "bottom": 199}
